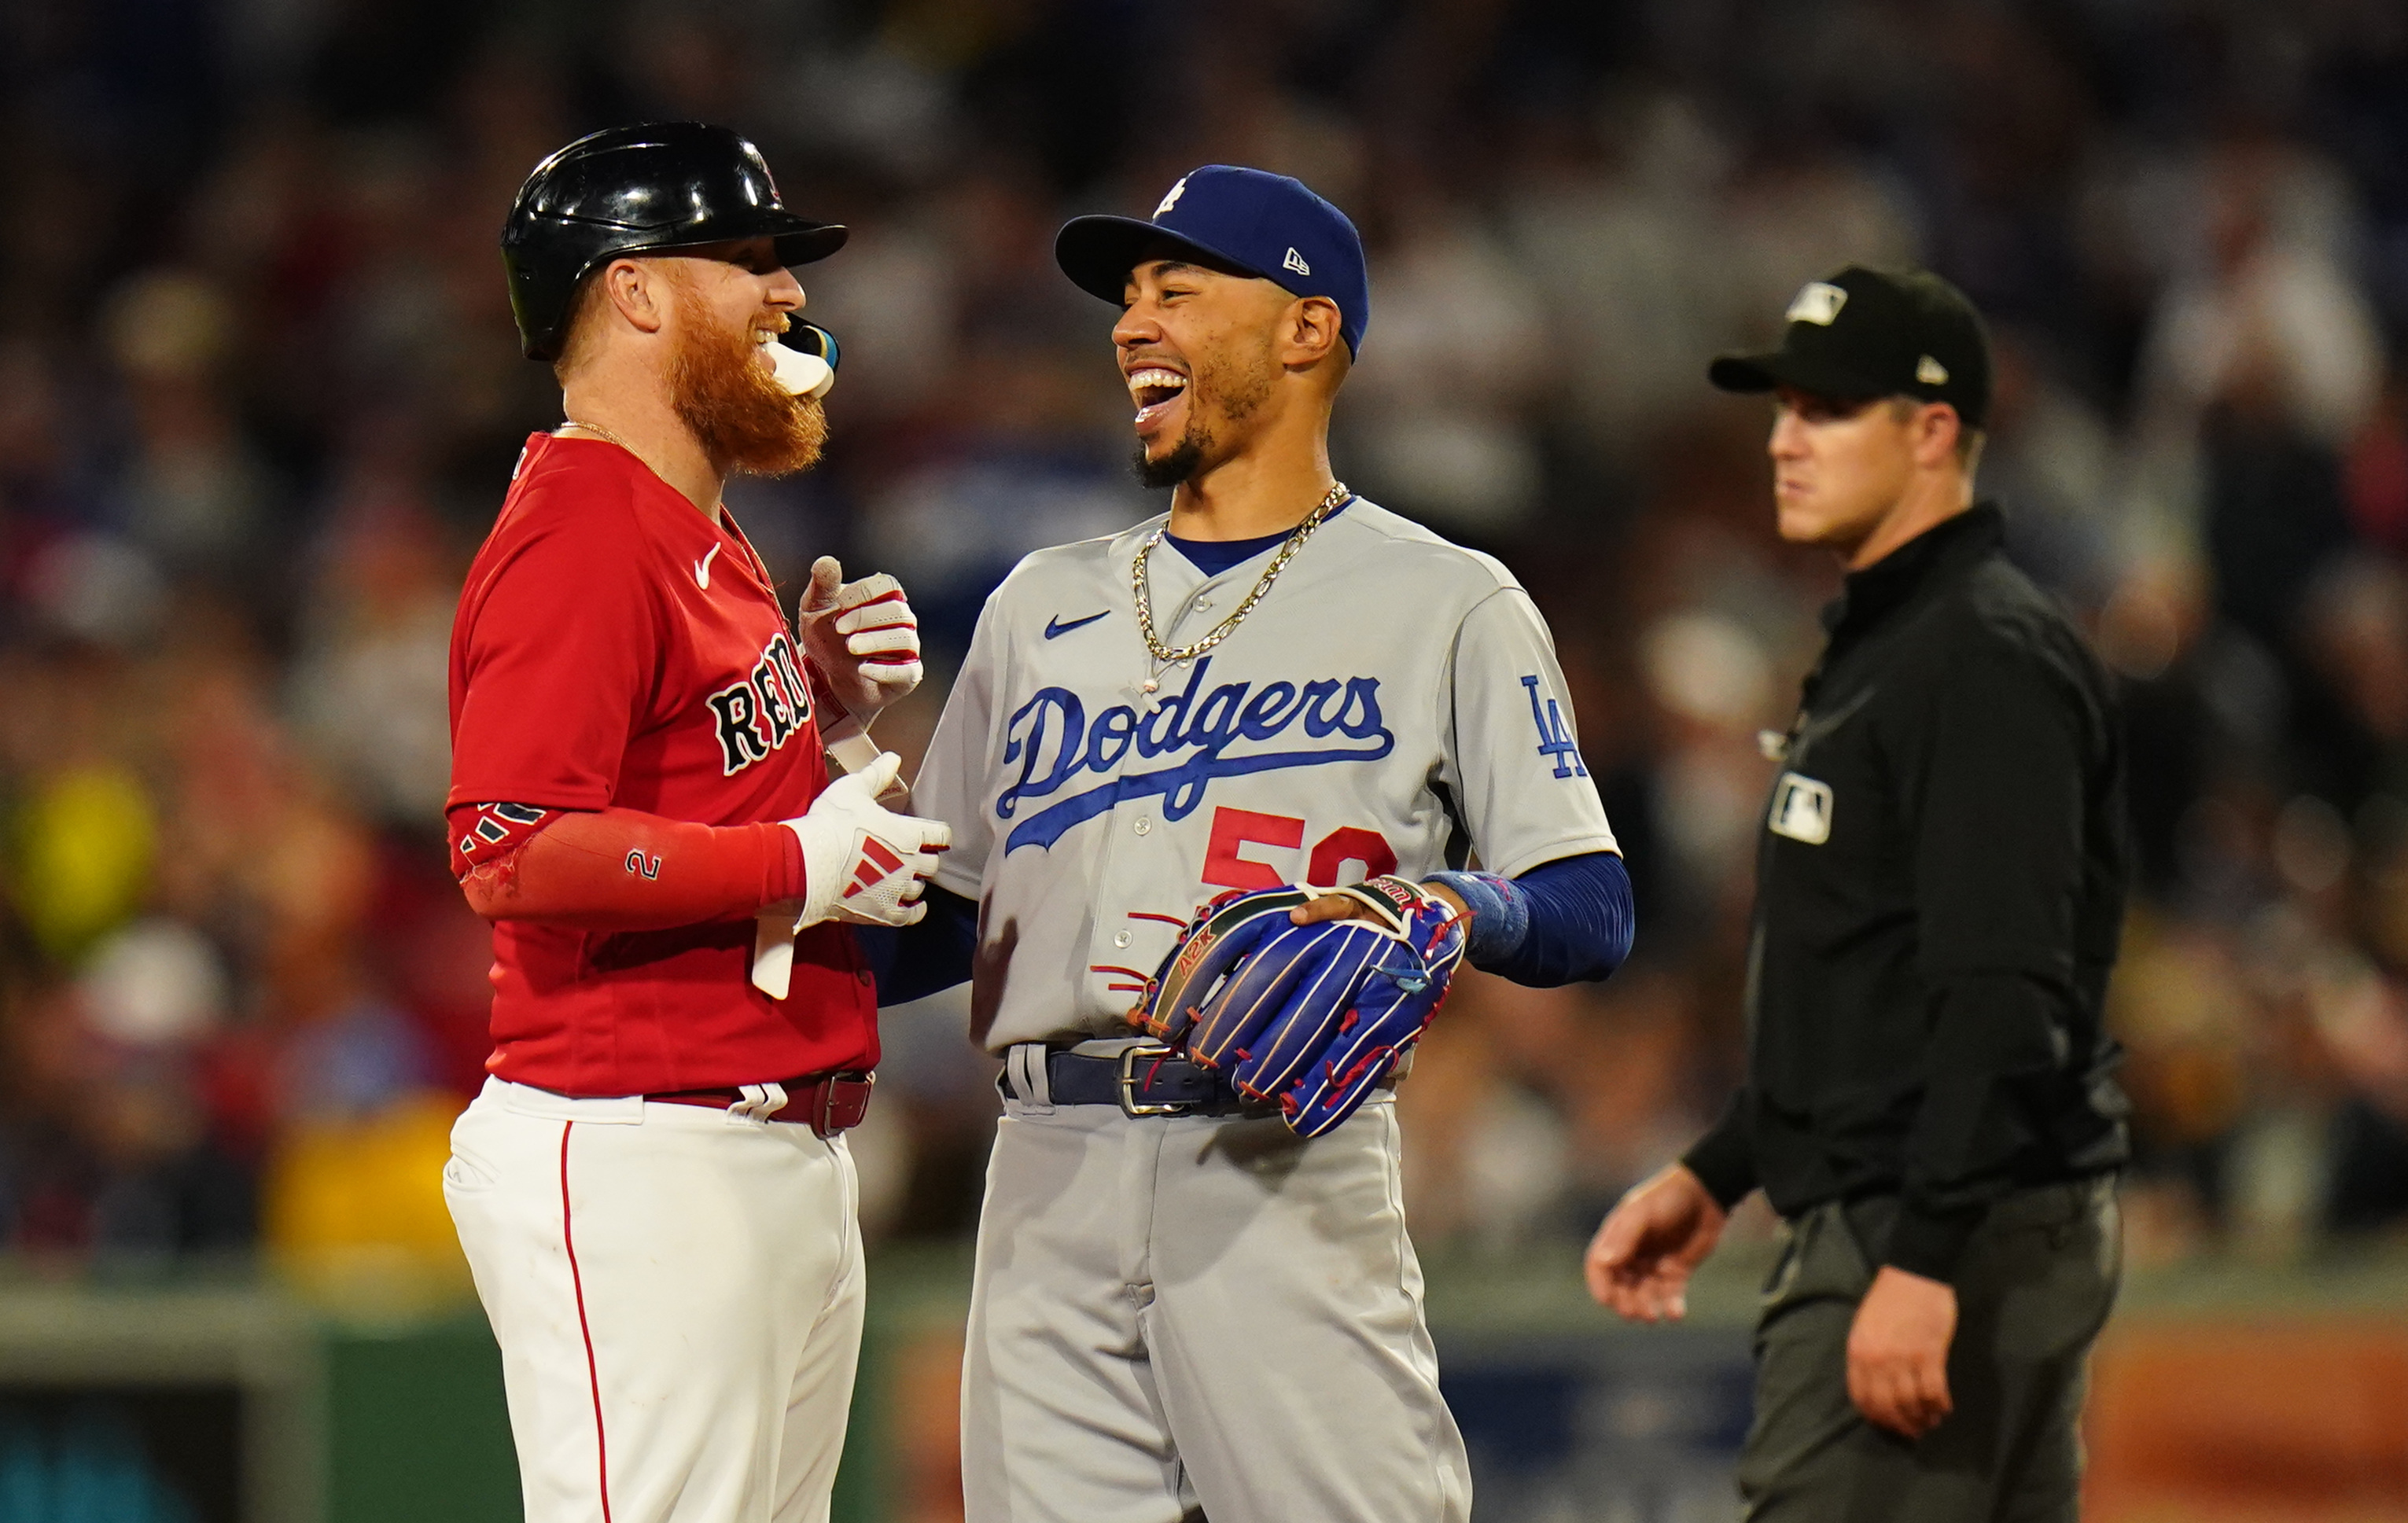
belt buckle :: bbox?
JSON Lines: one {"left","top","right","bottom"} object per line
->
{"left": 815, "top": 1071, "right": 875, "bottom": 1136}
{"left": 1117, "top": 1043, "right": 1193, "bottom": 1117}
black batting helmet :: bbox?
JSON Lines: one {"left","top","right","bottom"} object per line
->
{"left": 500, "top": 122, "right": 847, "bottom": 362}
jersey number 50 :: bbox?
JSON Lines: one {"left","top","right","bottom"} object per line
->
{"left": 1202, "top": 807, "right": 1397, "bottom": 891}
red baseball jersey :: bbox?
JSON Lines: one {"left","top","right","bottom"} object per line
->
{"left": 447, "top": 433, "right": 875, "bottom": 1096}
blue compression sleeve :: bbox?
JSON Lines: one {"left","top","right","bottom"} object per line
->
{"left": 856, "top": 883, "right": 979, "bottom": 1006}
{"left": 1427, "top": 852, "right": 1633, "bottom": 988}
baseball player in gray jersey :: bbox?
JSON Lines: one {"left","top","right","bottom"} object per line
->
{"left": 893, "top": 166, "right": 1636, "bottom": 1523}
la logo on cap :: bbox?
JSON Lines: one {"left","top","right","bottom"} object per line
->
{"left": 1283, "top": 247, "right": 1311, "bottom": 277}
{"left": 1786, "top": 281, "right": 1848, "bottom": 326}
{"left": 1154, "top": 177, "right": 1189, "bottom": 218}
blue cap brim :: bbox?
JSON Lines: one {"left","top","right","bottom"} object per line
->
{"left": 1055, "top": 214, "right": 1283, "bottom": 304}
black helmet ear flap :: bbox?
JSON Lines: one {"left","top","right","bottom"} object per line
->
{"left": 499, "top": 122, "right": 845, "bottom": 362}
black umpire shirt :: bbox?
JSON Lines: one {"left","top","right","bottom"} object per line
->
{"left": 1681, "top": 504, "right": 2130, "bottom": 1282}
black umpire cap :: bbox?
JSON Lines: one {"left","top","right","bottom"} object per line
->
{"left": 501, "top": 123, "right": 846, "bottom": 362}
{"left": 1710, "top": 265, "right": 1993, "bottom": 429}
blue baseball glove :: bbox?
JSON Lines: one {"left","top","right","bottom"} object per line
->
{"left": 1129, "top": 876, "right": 1467, "bottom": 1137}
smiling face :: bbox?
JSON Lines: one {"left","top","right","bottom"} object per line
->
{"left": 1114, "top": 254, "right": 1300, "bottom": 488}
{"left": 657, "top": 239, "right": 827, "bottom": 476}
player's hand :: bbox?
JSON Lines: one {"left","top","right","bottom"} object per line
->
{"left": 1585, "top": 1164, "right": 1727, "bottom": 1323}
{"left": 797, "top": 557, "right": 922, "bottom": 722}
{"left": 1847, "top": 1266, "right": 1957, "bottom": 1439}
{"left": 1288, "top": 881, "right": 1469, "bottom": 925}
{"left": 782, "top": 751, "right": 949, "bottom": 929}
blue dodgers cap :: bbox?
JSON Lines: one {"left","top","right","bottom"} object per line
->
{"left": 1055, "top": 165, "right": 1370, "bottom": 355}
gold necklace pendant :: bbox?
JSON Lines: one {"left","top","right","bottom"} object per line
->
{"left": 1132, "top": 480, "right": 1349, "bottom": 669}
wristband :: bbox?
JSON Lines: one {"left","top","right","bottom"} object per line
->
{"left": 1423, "top": 869, "right": 1528, "bottom": 964}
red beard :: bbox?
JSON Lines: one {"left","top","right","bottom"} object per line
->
{"left": 668, "top": 281, "right": 828, "bottom": 477}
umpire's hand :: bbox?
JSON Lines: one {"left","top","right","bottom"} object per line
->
{"left": 1584, "top": 1164, "right": 1726, "bottom": 1323}
{"left": 1847, "top": 1267, "right": 1958, "bottom": 1440}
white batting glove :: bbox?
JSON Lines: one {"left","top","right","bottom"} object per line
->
{"left": 786, "top": 751, "right": 948, "bottom": 929}
{"left": 797, "top": 557, "right": 922, "bottom": 723}
{"left": 752, "top": 752, "right": 949, "bottom": 996}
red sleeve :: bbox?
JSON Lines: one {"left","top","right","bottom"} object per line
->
{"left": 450, "top": 487, "right": 662, "bottom": 812}
{"left": 450, "top": 804, "right": 807, "bottom": 930}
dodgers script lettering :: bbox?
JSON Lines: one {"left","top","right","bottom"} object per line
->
{"left": 996, "top": 657, "right": 1394, "bottom": 852}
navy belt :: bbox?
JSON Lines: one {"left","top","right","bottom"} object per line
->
{"left": 1000, "top": 1042, "right": 1397, "bottom": 1119}
{"left": 992, "top": 1043, "right": 1252, "bottom": 1117}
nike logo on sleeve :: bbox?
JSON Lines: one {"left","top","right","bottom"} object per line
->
{"left": 694, "top": 543, "right": 722, "bottom": 590}
{"left": 1044, "top": 611, "right": 1110, "bottom": 638}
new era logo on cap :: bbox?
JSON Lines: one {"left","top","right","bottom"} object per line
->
{"left": 1916, "top": 355, "right": 1950, "bottom": 385}
{"left": 1786, "top": 281, "right": 1848, "bottom": 326}
{"left": 1155, "top": 177, "right": 1189, "bottom": 217}
{"left": 1283, "top": 247, "right": 1310, "bottom": 277}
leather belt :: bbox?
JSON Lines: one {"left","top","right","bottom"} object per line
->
{"left": 646, "top": 1071, "right": 874, "bottom": 1136}
{"left": 1000, "top": 1043, "right": 1400, "bottom": 1119}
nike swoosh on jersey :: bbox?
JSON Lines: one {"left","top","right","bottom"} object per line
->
{"left": 694, "top": 543, "right": 723, "bottom": 590}
{"left": 1044, "top": 610, "right": 1110, "bottom": 639}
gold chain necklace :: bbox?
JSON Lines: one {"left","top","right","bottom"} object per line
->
{"left": 1131, "top": 480, "right": 1349, "bottom": 683}
{"left": 558, "top": 419, "right": 638, "bottom": 454}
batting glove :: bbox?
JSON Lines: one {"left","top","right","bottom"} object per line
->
{"left": 797, "top": 557, "right": 922, "bottom": 723}
{"left": 753, "top": 752, "right": 949, "bottom": 997}
{"left": 782, "top": 751, "right": 948, "bottom": 929}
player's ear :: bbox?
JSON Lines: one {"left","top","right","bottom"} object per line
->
{"left": 599, "top": 257, "right": 671, "bottom": 337}
{"left": 1279, "top": 295, "right": 1345, "bottom": 373}
{"left": 1912, "top": 401, "right": 1962, "bottom": 470}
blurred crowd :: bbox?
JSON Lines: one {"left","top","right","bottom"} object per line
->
{"left": 3, "top": 0, "right": 2408, "bottom": 1273}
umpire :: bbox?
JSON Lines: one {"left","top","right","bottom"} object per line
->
{"left": 1585, "top": 266, "right": 2129, "bottom": 1521}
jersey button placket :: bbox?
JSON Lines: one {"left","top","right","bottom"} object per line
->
{"left": 1084, "top": 642, "right": 1154, "bottom": 1013}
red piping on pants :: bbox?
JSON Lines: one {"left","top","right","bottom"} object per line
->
{"left": 561, "top": 1121, "right": 613, "bottom": 1522}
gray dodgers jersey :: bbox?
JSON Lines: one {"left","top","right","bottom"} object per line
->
{"left": 913, "top": 499, "right": 1618, "bottom": 1051}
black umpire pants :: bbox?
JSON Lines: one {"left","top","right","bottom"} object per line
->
{"left": 1737, "top": 1175, "right": 2121, "bottom": 1523}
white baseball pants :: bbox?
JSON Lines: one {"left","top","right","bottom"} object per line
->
{"left": 444, "top": 1077, "right": 865, "bottom": 1523}
{"left": 961, "top": 1082, "right": 1472, "bottom": 1523}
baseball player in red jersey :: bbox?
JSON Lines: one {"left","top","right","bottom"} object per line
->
{"left": 440, "top": 123, "right": 948, "bottom": 1523}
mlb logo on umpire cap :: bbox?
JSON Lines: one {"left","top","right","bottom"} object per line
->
{"left": 1785, "top": 281, "right": 1848, "bottom": 326}
{"left": 1056, "top": 165, "right": 1372, "bottom": 356}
